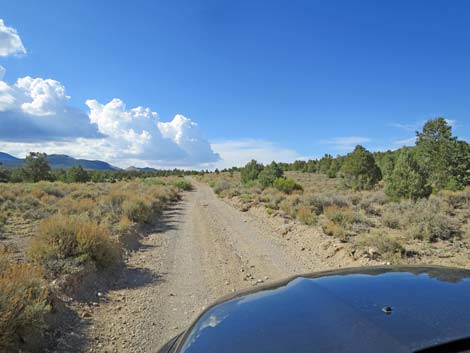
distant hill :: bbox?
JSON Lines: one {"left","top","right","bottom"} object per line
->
{"left": 0, "top": 152, "right": 23, "bottom": 167}
{"left": 0, "top": 152, "right": 119, "bottom": 171}
{"left": 126, "top": 166, "right": 158, "bottom": 172}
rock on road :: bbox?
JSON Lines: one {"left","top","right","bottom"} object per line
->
{"left": 86, "top": 181, "right": 362, "bottom": 353}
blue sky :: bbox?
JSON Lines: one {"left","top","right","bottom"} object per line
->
{"left": 1, "top": 0, "right": 470, "bottom": 168}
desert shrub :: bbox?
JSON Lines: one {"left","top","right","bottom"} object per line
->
{"left": 172, "top": 179, "right": 193, "bottom": 191}
{"left": 279, "top": 195, "right": 301, "bottom": 217}
{"left": 324, "top": 205, "right": 354, "bottom": 225}
{"left": 213, "top": 180, "right": 231, "bottom": 195}
{"left": 406, "top": 198, "right": 459, "bottom": 242}
{"left": 357, "top": 191, "right": 389, "bottom": 215}
{"left": 302, "top": 192, "right": 350, "bottom": 215}
{"left": 380, "top": 200, "right": 415, "bottom": 229}
{"left": 0, "top": 250, "right": 50, "bottom": 352}
{"left": 381, "top": 207, "right": 401, "bottom": 229}
{"left": 273, "top": 178, "right": 303, "bottom": 194}
{"left": 116, "top": 215, "right": 133, "bottom": 233}
{"left": 439, "top": 188, "right": 470, "bottom": 209}
{"left": 0, "top": 212, "right": 7, "bottom": 232}
{"left": 322, "top": 221, "right": 347, "bottom": 240}
{"left": 122, "top": 197, "right": 153, "bottom": 223}
{"left": 296, "top": 207, "right": 317, "bottom": 225}
{"left": 462, "top": 222, "right": 470, "bottom": 241}
{"left": 240, "top": 193, "right": 254, "bottom": 203}
{"left": 37, "top": 183, "right": 66, "bottom": 198}
{"left": 30, "top": 215, "right": 122, "bottom": 270}
{"left": 263, "top": 189, "right": 285, "bottom": 210}
{"left": 107, "top": 188, "right": 128, "bottom": 209}
{"left": 322, "top": 205, "right": 371, "bottom": 239}
{"left": 58, "top": 197, "right": 96, "bottom": 216}
{"left": 356, "top": 231, "right": 405, "bottom": 259}
{"left": 31, "top": 188, "right": 48, "bottom": 200}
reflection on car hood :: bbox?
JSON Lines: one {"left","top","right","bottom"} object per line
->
{"left": 177, "top": 266, "right": 470, "bottom": 353}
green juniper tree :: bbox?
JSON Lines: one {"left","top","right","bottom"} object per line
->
{"left": 240, "top": 159, "right": 264, "bottom": 184}
{"left": 22, "top": 152, "right": 52, "bottom": 182}
{"left": 258, "top": 161, "right": 284, "bottom": 188}
{"left": 416, "top": 117, "right": 456, "bottom": 189}
{"left": 340, "top": 145, "right": 381, "bottom": 190}
{"left": 67, "top": 165, "right": 91, "bottom": 183}
{"left": 385, "top": 149, "right": 431, "bottom": 200}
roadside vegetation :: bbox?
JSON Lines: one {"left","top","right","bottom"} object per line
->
{"left": 202, "top": 118, "right": 470, "bottom": 264}
{"left": 0, "top": 152, "right": 203, "bottom": 184}
{"left": 0, "top": 158, "right": 192, "bottom": 352}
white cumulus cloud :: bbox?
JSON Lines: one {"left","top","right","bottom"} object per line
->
{"left": 86, "top": 98, "right": 219, "bottom": 166}
{"left": 0, "top": 76, "right": 101, "bottom": 141}
{"left": 211, "top": 139, "right": 303, "bottom": 169}
{"left": 0, "top": 19, "right": 26, "bottom": 57}
{"left": 16, "top": 76, "right": 70, "bottom": 116}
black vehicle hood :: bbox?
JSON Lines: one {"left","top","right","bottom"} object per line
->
{"left": 175, "top": 266, "right": 470, "bottom": 353}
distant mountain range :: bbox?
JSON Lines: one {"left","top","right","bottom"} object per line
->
{"left": 0, "top": 152, "right": 119, "bottom": 171}
{"left": 125, "top": 166, "right": 158, "bottom": 172}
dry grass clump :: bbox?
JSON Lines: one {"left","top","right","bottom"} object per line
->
{"left": 117, "top": 215, "right": 133, "bottom": 233}
{"left": 382, "top": 198, "right": 459, "bottom": 242}
{"left": 122, "top": 197, "right": 153, "bottom": 223}
{"left": 381, "top": 202, "right": 410, "bottom": 229}
{"left": 213, "top": 180, "right": 232, "bottom": 195}
{"left": 171, "top": 178, "right": 193, "bottom": 191}
{"left": 355, "top": 231, "right": 405, "bottom": 261}
{"left": 462, "top": 222, "right": 470, "bottom": 241}
{"left": 406, "top": 198, "right": 459, "bottom": 242}
{"left": 259, "top": 188, "right": 284, "bottom": 209}
{"left": 279, "top": 195, "right": 301, "bottom": 217}
{"left": 321, "top": 205, "right": 357, "bottom": 241}
{"left": 296, "top": 207, "right": 317, "bottom": 225}
{"left": 0, "top": 212, "right": 7, "bottom": 233}
{"left": 357, "top": 191, "right": 388, "bottom": 216}
{"left": 324, "top": 205, "right": 355, "bottom": 225}
{"left": 438, "top": 187, "right": 470, "bottom": 209}
{"left": 301, "top": 192, "right": 350, "bottom": 215}
{"left": 30, "top": 215, "right": 122, "bottom": 271}
{"left": 0, "top": 248, "right": 50, "bottom": 352}
{"left": 58, "top": 197, "right": 97, "bottom": 216}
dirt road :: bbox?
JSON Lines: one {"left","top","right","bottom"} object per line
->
{"left": 85, "top": 181, "right": 364, "bottom": 353}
